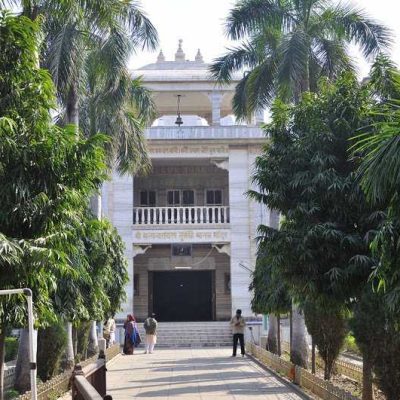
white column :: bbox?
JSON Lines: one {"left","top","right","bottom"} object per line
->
{"left": 107, "top": 172, "right": 134, "bottom": 318}
{"left": 209, "top": 92, "right": 223, "bottom": 126}
{"left": 228, "top": 148, "right": 254, "bottom": 317}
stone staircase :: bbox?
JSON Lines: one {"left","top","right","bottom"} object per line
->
{"left": 136, "top": 321, "right": 232, "bottom": 348}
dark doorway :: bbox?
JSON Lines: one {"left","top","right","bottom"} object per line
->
{"left": 151, "top": 271, "right": 213, "bottom": 321}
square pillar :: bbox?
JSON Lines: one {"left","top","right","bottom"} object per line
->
{"left": 210, "top": 92, "right": 223, "bottom": 126}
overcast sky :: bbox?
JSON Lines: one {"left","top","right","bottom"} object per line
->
{"left": 129, "top": 0, "right": 400, "bottom": 79}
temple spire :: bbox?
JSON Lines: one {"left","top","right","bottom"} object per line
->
{"left": 157, "top": 49, "right": 165, "bottom": 62}
{"left": 195, "top": 49, "right": 204, "bottom": 63}
{"left": 175, "top": 39, "right": 185, "bottom": 62}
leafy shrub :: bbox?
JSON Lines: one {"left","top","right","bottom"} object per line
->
{"left": 37, "top": 323, "right": 67, "bottom": 382}
{"left": 5, "top": 337, "right": 18, "bottom": 362}
{"left": 342, "top": 334, "right": 361, "bottom": 355}
{"left": 75, "top": 321, "right": 91, "bottom": 362}
{"left": 5, "top": 389, "right": 19, "bottom": 399}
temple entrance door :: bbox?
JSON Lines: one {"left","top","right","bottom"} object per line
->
{"left": 151, "top": 271, "right": 214, "bottom": 321}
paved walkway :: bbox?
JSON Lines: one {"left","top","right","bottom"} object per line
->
{"left": 107, "top": 348, "right": 305, "bottom": 400}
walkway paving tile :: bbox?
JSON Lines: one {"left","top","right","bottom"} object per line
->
{"left": 107, "top": 348, "right": 305, "bottom": 399}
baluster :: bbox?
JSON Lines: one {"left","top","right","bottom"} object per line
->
{"left": 213, "top": 207, "right": 217, "bottom": 223}
{"left": 218, "top": 207, "right": 222, "bottom": 223}
{"left": 204, "top": 207, "right": 208, "bottom": 223}
{"left": 138, "top": 208, "right": 142, "bottom": 225}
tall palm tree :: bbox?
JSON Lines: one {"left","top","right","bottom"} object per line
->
{"left": 1, "top": 0, "right": 157, "bottom": 171}
{"left": 210, "top": 0, "right": 391, "bottom": 119}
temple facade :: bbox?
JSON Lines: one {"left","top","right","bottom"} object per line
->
{"left": 102, "top": 42, "right": 272, "bottom": 322}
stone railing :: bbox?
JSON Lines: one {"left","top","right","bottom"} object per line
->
{"left": 146, "top": 126, "right": 264, "bottom": 140}
{"left": 133, "top": 206, "right": 230, "bottom": 225}
{"left": 246, "top": 343, "right": 359, "bottom": 400}
{"left": 5, "top": 361, "right": 16, "bottom": 390}
{"left": 17, "top": 344, "right": 120, "bottom": 400}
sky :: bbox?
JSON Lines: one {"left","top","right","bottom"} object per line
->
{"left": 129, "top": 0, "right": 400, "bottom": 79}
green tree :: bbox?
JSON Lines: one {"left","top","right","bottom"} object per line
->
{"left": 351, "top": 57, "right": 400, "bottom": 400}
{"left": 250, "top": 224, "right": 291, "bottom": 355}
{"left": 250, "top": 73, "right": 378, "bottom": 376}
{"left": 210, "top": 0, "right": 391, "bottom": 119}
{"left": 0, "top": 11, "right": 123, "bottom": 393}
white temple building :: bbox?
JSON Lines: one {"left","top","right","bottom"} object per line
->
{"left": 102, "top": 42, "right": 273, "bottom": 322}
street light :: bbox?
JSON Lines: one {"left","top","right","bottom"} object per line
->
{"left": 0, "top": 288, "right": 37, "bottom": 400}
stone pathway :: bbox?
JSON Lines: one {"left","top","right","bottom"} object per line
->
{"left": 107, "top": 348, "right": 306, "bottom": 400}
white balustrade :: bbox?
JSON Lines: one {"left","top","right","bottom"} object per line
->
{"left": 133, "top": 206, "right": 230, "bottom": 225}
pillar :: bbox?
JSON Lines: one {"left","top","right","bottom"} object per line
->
{"left": 210, "top": 92, "right": 223, "bottom": 126}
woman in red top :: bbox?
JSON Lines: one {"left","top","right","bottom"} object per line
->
{"left": 123, "top": 314, "right": 136, "bottom": 355}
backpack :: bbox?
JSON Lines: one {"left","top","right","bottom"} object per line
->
{"left": 144, "top": 318, "right": 157, "bottom": 334}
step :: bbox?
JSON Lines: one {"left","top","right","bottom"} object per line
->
{"left": 126, "top": 321, "right": 234, "bottom": 348}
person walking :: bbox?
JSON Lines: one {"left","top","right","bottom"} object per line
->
{"left": 123, "top": 314, "right": 140, "bottom": 355}
{"left": 230, "top": 309, "right": 246, "bottom": 357}
{"left": 144, "top": 313, "right": 158, "bottom": 354}
{"left": 104, "top": 316, "right": 116, "bottom": 348}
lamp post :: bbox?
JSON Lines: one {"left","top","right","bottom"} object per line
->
{"left": 0, "top": 289, "right": 37, "bottom": 400}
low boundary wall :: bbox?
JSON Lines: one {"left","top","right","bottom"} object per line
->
{"left": 246, "top": 342, "right": 359, "bottom": 400}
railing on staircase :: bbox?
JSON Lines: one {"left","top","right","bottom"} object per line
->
{"left": 133, "top": 206, "right": 230, "bottom": 225}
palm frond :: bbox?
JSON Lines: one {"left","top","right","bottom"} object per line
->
{"left": 226, "top": 0, "right": 295, "bottom": 40}
{"left": 209, "top": 43, "right": 259, "bottom": 83}
{"left": 277, "top": 29, "right": 310, "bottom": 97}
{"left": 319, "top": 4, "right": 392, "bottom": 58}
{"left": 245, "top": 57, "right": 277, "bottom": 113}
{"left": 232, "top": 73, "right": 252, "bottom": 120}
{"left": 352, "top": 108, "right": 400, "bottom": 204}
{"left": 123, "top": 1, "right": 158, "bottom": 50}
{"left": 313, "top": 37, "right": 354, "bottom": 78}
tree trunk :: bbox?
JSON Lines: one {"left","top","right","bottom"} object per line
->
{"left": 289, "top": 309, "right": 293, "bottom": 353}
{"left": 66, "top": 84, "right": 79, "bottom": 128}
{"left": 277, "top": 314, "right": 281, "bottom": 357}
{"left": 88, "top": 321, "right": 98, "bottom": 357}
{"left": 290, "top": 303, "right": 309, "bottom": 368}
{"left": 14, "top": 328, "right": 37, "bottom": 393}
{"left": 362, "top": 353, "right": 374, "bottom": 400}
{"left": 73, "top": 325, "right": 78, "bottom": 359}
{"left": 267, "top": 314, "right": 279, "bottom": 354}
{"left": 65, "top": 322, "right": 74, "bottom": 369}
{"left": 311, "top": 337, "right": 316, "bottom": 374}
{"left": 0, "top": 329, "right": 6, "bottom": 400}
{"left": 90, "top": 194, "right": 102, "bottom": 220}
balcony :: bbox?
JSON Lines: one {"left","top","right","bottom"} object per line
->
{"left": 145, "top": 126, "right": 264, "bottom": 140}
{"left": 133, "top": 206, "right": 230, "bottom": 226}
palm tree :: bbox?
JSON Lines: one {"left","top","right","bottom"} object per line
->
{"left": 210, "top": 0, "right": 391, "bottom": 119}
{"left": 1, "top": 0, "right": 157, "bottom": 171}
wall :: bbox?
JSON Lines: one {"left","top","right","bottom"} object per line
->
{"left": 133, "top": 244, "right": 231, "bottom": 321}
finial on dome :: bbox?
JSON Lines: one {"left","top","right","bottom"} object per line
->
{"left": 195, "top": 48, "right": 204, "bottom": 63}
{"left": 157, "top": 49, "right": 165, "bottom": 62}
{"left": 175, "top": 39, "right": 185, "bottom": 62}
